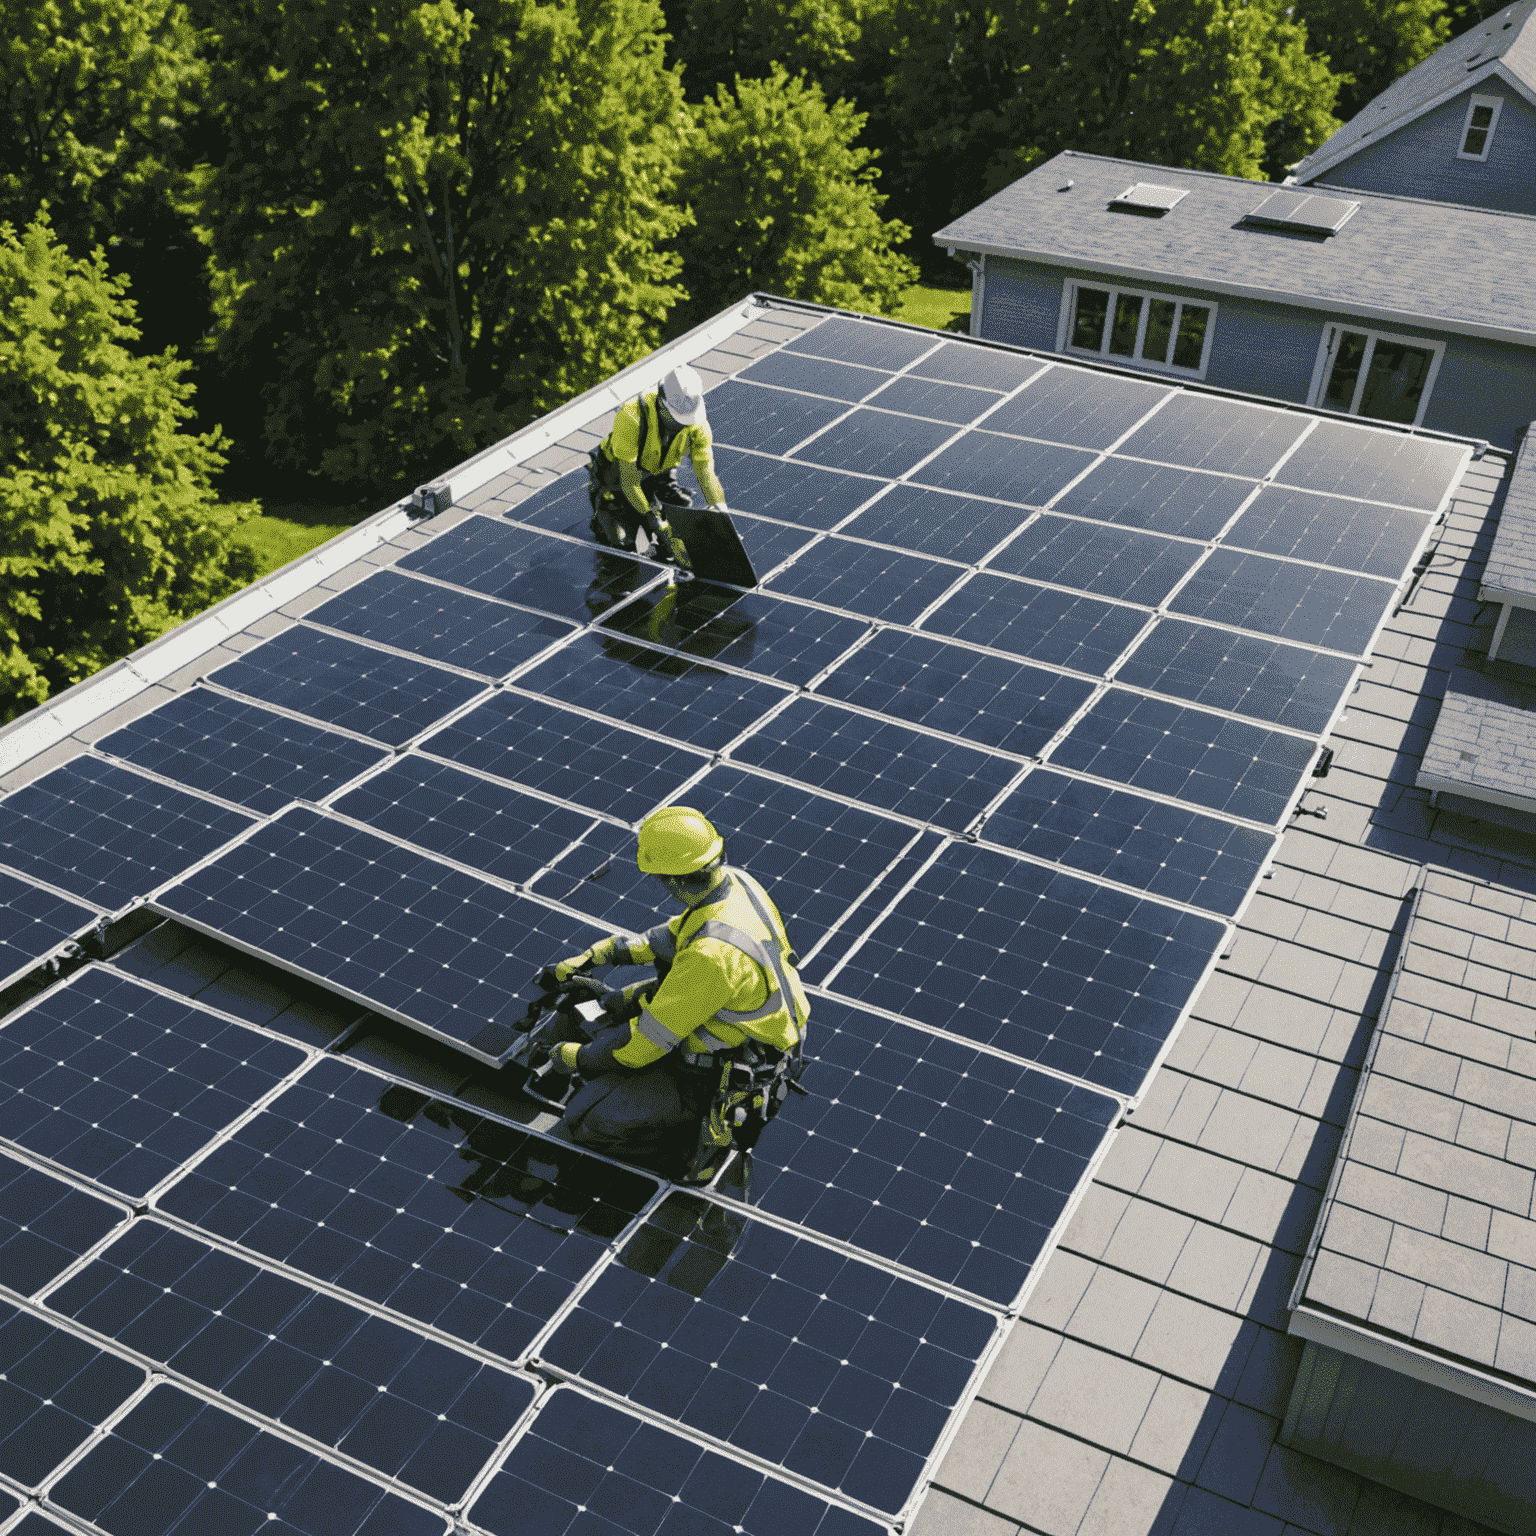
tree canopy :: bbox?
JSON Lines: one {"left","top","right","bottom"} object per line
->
{"left": 1292, "top": 0, "right": 1449, "bottom": 125}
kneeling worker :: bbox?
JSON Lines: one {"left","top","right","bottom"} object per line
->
{"left": 589, "top": 365, "right": 729, "bottom": 562}
{"left": 543, "top": 805, "right": 809, "bottom": 1178}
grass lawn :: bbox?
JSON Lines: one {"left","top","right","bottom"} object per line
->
{"left": 890, "top": 281, "right": 973, "bottom": 332}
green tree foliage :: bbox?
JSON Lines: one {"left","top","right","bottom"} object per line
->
{"left": 672, "top": 66, "right": 916, "bottom": 327}
{"left": 1293, "top": 0, "right": 1450, "bottom": 125}
{"left": 0, "top": 215, "right": 256, "bottom": 722}
{"left": 196, "top": 0, "right": 689, "bottom": 491}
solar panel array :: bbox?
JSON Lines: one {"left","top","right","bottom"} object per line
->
{"left": 0, "top": 308, "right": 1468, "bottom": 1533}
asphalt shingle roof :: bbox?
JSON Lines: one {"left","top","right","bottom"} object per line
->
{"left": 1418, "top": 662, "right": 1536, "bottom": 807}
{"left": 1480, "top": 425, "right": 1536, "bottom": 600}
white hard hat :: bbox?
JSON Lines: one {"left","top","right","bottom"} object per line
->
{"left": 660, "top": 365, "right": 707, "bottom": 425}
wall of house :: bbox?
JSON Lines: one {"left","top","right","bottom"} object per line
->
{"left": 1308, "top": 81, "right": 1536, "bottom": 215}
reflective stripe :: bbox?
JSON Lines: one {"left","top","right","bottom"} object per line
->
{"left": 722, "top": 878, "right": 803, "bottom": 1029}
{"left": 634, "top": 1005, "right": 683, "bottom": 1053}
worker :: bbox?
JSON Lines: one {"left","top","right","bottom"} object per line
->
{"left": 588, "top": 365, "right": 730, "bottom": 560}
{"left": 539, "top": 805, "right": 809, "bottom": 1178}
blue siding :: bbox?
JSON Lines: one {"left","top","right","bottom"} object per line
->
{"left": 978, "top": 258, "right": 1063, "bottom": 350}
{"left": 1424, "top": 332, "right": 1536, "bottom": 447}
{"left": 1310, "top": 82, "right": 1536, "bottom": 215}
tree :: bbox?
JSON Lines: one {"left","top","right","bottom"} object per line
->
{"left": 672, "top": 66, "right": 916, "bottom": 328}
{"left": 0, "top": 214, "right": 257, "bottom": 723}
{"left": 1292, "top": 0, "right": 1450, "bottom": 125}
{"left": 195, "top": 0, "right": 690, "bottom": 492}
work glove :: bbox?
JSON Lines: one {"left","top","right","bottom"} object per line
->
{"left": 550, "top": 1042, "right": 583, "bottom": 1074}
{"left": 537, "top": 952, "right": 596, "bottom": 991}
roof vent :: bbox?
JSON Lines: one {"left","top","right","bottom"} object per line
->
{"left": 1109, "top": 182, "right": 1187, "bottom": 216}
{"left": 1241, "top": 189, "right": 1358, "bottom": 236}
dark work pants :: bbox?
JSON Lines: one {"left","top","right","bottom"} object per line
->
{"left": 563, "top": 1060, "right": 713, "bottom": 1160}
{"left": 588, "top": 452, "right": 692, "bottom": 550}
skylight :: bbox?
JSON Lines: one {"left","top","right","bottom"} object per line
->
{"left": 1109, "top": 182, "right": 1187, "bottom": 215}
{"left": 1241, "top": 189, "right": 1359, "bottom": 236}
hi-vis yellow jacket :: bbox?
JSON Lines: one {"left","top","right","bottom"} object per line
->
{"left": 575, "top": 868, "right": 809, "bottom": 1074}
{"left": 600, "top": 389, "right": 726, "bottom": 514}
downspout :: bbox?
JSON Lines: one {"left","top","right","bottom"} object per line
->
{"left": 946, "top": 245, "right": 986, "bottom": 338}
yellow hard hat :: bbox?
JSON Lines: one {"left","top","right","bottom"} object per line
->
{"left": 637, "top": 806, "right": 724, "bottom": 875}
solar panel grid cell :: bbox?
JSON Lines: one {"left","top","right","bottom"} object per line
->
{"left": 1222, "top": 485, "right": 1431, "bottom": 578}
{"left": 738, "top": 351, "right": 891, "bottom": 402}
{"left": 710, "top": 448, "right": 882, "bottom": 530}
{"left": 792, "top": 409, "right": 958, "bottom": 480}
{"left": 984, "top": 367, "right": 1169, "bottom": 450}
{"left": 497, "top": 472, "right": 593, "bottom": 538}
{"left": 840, "top": 485, "right": 1027, "bottom": 564}
{"left": 907, "top": 340, "right": 1044, "bottom": 394}
{"left": 1051, "top": 457, "right": 1255, "bottom": 540}
{"left": 1275, "top": 419, "right": 1466, "bottom": 509}
{"left": 706, "top": 379, "right": 847, "bottom": 456}
{"left": 985, "top": 514, "right": 1203, "bottom": 606}
{"left": 868, "top": 375, "right": 1003, "bottom": 426}
{"left": 764, "top": 538, "right": 964, "bottom": 625}
{"left": 0, "top": 1150, "right": 125, "bottom": 1295}
{"left": 784, "top": 317, "right": 939, "bottom": 373}
{"left": 910, "top": 432, "right": 1095, "bottom": 507}
{"left": 1116, "top": 394, "right": 1309, "bottom": 478}
{"left": 0, "top": 870, "right": 96, "bottom": 993}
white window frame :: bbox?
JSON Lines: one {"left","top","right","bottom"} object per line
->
{"left": 1056, "top": 279, "right": 1217, "bottom": 379}
{"left": 1457, "top": 92, "right": 1503, "bottom": 161}
{"left": 1305, "top": 323, "right": 1446, "bottom": 428}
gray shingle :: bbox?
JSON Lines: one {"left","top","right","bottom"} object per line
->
{"left": 1027, "top": 1336, "right": 1163, "bottom": 1455}
{"left": 986, "top": 1418, "right": 1111, "bottom": 1534}
{"left": 908, "top": 1489, "right": 1021, "bottom": 1536}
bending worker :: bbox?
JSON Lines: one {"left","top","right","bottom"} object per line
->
{"left": 588, "top": 365, "right": 729, "bottom": 559}
{"left": 543, "top": 805, "right": 809, "bottom": 1177}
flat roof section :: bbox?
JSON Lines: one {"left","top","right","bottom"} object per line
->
{"left": 1480, "top": 425, "right": 1536, "bottom": 605}
{"left": 1417, "top": 662, "right": 1536, "bottom": 820}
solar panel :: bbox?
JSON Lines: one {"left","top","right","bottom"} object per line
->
{"left": 732, "top": 509, "right": 825, "bottom": 576}
{"left": 909, "top": 431, "right": 1095, "bottom": 506}
{"left": 49, "top": 1384, "right": 448, "bottom": 1536}
{"left": 742, "top": 993, "right": 1118, "bottom": 1302}
{"left": 98, "top": 689, "right": 387, "bottom": 816}
{"left": 728, "top": 695, "right": 1020, "bottom": 830}
{"left": 1274, "top": 419, "right": 1468, "bottom": 510}
{"left": 1114, "top": 618, "right": 1357, "bottom": 733}
{"left": 470, "top": 1388, "right": 888, "bottom": 1536}
{"left": 907, "top": 340, "right": 1045, "bottom": 394}
{"left": 1110, "top": 182, "right": 1187, "bottom": 213}
{"left": 785, "top": 315, "right": 939, "bottom": 373}
{"left": 765, "top": 538, "right": 962, "bottom": 624}
{"left": 0, "top": 1148, "right": 126, "bottom": 1295}
{"left": 706, "top": 379, "right": 847, "bottom": 454}
{"left": 420, "top": 692, "right": 709, "bottom": 822}
{"left": 711, "top": 447, "right": 882, "bottom": 529}
{"left": 982, "top": 768, "right": 1277, "bottom": 916}
{"left": 210, "top": 627, "right": 485, "bottom": 747}
{"left": 1050, "top": 689, "right": 1317, "bottom": 824}
{"left": 305, "top": 568, "right": 577, "bottom": 677}
{"left": 738, "top": 350, "right": 891, "bottom": 402}
{"left": 601, "top": 582, "right": 869, "bottom": 685}
{"left": 1222, "top": 485, "right": 1431, "bottom": 577}
{"left": 1116, "top": 394, "right": 1309, "bottom": 478}
{"left": 817, "top": 630, "right": 1095, "bottom": 755}
{"left": 826, "top": 842, "right": 1225, "bottom": 1093}
{"left": 0, "top": 758, "right": 253, "bottom": 912}
{"left": 869, "top": 374, "right": 1004, "bottom": 425}
{"left": 985, "top": 366, "right": 1170, "bottom": 450}
{"left": 984, "top": 515, "right": 1202, "bottom": 606}
{"left": 498, "top": 470, "right": 593, "bottom": 536}
{"left": 0, "top": 869, "right": 96, "bottom": 992}
{"left": 839, "top": 485, "right": 1026, "bottom": 564}
{"left": 47, "top": 1218, "right": 535, "bottom": 1503}
{"left": 536, "top": 1192, "right": 995, "bottom": 1514}
{"left": 1242, "top": 188, "right": 1358, "bottom": 234}
{"left": 792, "top": 408, "right": 957, "bottom": 480}
{"left": 157, "top": 1056, "right": 655, "bottom": 1357}
{"left": 153, "top": 805, "right": 595, "bottom": 1063}
{"left": 1051, "top": 457, "right": 1255, "bottom": 539}
{"left": 0, "top": 966, "right": 305, "bottom": 1198}
{"left": 1169, "top": 547, "right": 1397, "bottom": 655}
{"left": 922, "top": 572, "right": 1149, "bottom": 675}
{"left": 0, "top": 1300, "right": 144, "bottom": 1488}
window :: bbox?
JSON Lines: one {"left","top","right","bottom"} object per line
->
{"left": 1309, "top": 325, "right": 1444, "bottom": 427}
{"left": 1458, "top": 93, "right": 1503, "bottom": 160}
{"left": 1061, "top": 282, "right": 1215, "bottom": 376}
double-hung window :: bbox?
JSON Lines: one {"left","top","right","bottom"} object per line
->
{"left": 1060, "top": 281, "right": 1216, "bottom": 377}
{"left": 1458, "top": 93, "right": 1502, "bottom": 160}
{"left": 1309, "top": 324, "right": 1444, "bottom": 427}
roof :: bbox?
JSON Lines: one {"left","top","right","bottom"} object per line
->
{"left": 934, "top": 150, "right": 1536, "bottom": 348}
{"left": 1293, "top": 0, "right": 1536, "bottom": 184}
{"left": 1418, "top": 662, "right": 1536, "bottom": 813}
{"left": 1481, "top": 425, "right": 1536, "bottom": 602}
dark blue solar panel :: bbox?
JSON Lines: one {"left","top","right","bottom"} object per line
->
{"left": 871, "top": 374, "right": 1003, "bottom": 425}
{"left": 50, "top": 1385, "right": 447, "bottom": 1536}
{"left": 828, "top": 842, "right": 1225, "bottom": 1093}
{"left": 306, "top": 568, "right": 575, "bottom": 676}
{"left": 0, "top": 967, "right": 304, "bottom": 1198}
{"left": 908, "top": 339, "right": 1046, "bottom": 393}
{"left": 1169, "top": 547, "right": 1396, "bottom": 656}
{"left": 500, "top": 469, "right": 593, "bottom": 537}
{"left": 1116, "top": 619, "right": 1356, "bottom": 733}
{"left": 0, "top": 1301, "right": 143, "bottom": 1488}
{"left": 601, "top": 582, "right": 868, "bottom": 686}
{"left": 817, "top": 631, "right": 1095, "bottom": 756}
{"left": 1050, "top": 690, "right": 1316, "bottom": 824}
{"left": 0, "top": 1149, "right": 125, "bottom": 1295}
{"left": 48, "top": 1220, "right": 533, "bottom": 1503}
{"left": 1275, "top": 420, "right": 1466, "bottom": 510}
{"left": 98, "top": 689, "right": 386, "bottom": 817}
{"left": 710, "top": 448, "right": 881, "bottom": 530}
{"left": 516, "top": 633, "right": 790, "bottom": 752}
{"left": 421, "top": 692, "right": 708, "bottom": 822}
{"left": 737, "top": 350, "right": 890, "bottom": 402}
{"left": 396, "top": 516, "right": 661, "bottom": 623}
{"left": 210, "top": 627, "right": 483, "bottom": 747}
{"left": 982, "top": 769, "right": 1277, "bottom": 916}
{"left": 909, "top": 432, "right": 1095, "bottom": 507}
{"left": 985, "top": 367, "right": 1169, "bottom": 450}
{"left": 154, "top": 806, "right": 595, "bottom": 1063}
{"left": 471, "top": 1389, "right": 887, "bottom": 1536}
{"left": 0, "top": 757, "right": 252, "bottom": 911}
{"left": 985, "top": 515, "right": 1203, "bottom": 606}
{"left": 706, "top": 379, "right": 847, "bottom": 455}
{"left": 159, "top": 1056, "right": 654, "bottom": 1359}
{"left": 1051, "top": 458, "right": 1255, "bottom": 540}
{"left": 745, "top": 994, "right": 1118, "bottom": 1302}
{"left": 765, "top": 538, "right": 962, "bottom": 624}
{"left": 792, "top": 408, "right": 956, "bottom": 480}
{"left": 331, "top": 759, "right": 596, "bottom": 887}
{"left": 733, "top": 510, "right": 824, "bottom": 576}
{"left": 923, "top": 573, "right": 1148, "bottom": 675}
{"left": 729, "top": 695, "right": 1020, "bottom": 830}
{"left": 1116, "top": 395, "right": 1309, "bottom": 477}
{"left": 539, "top": 1192, "right": 995, "bottom": 1514}
{"left": 1222, "top": 485, "right": 1431, "bottom": 578}
{"left": 0, "top": 868, "right": 95, "bottom": 990}
{"left": 841, "top": 484, "right": 1027, "bottom": 564}
{"left": 785, "top": 315, "right": 940, "bottom": 373}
